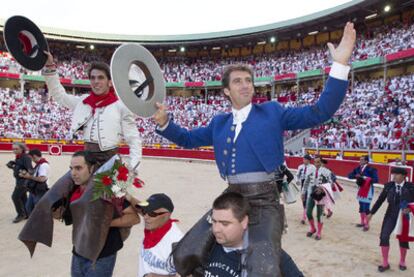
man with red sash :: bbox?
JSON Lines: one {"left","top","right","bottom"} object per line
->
{"left": 348, "top": 155, "right": 378, "bottom": 231}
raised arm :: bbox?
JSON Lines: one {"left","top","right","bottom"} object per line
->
{"left": 42, "top": 51, "right": 82, "bottom": 110}
{"left": 281, "top": 22, "right": 356, "bottom": 131}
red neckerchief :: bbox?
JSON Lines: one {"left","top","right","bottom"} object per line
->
{"left": 82, "top": 88, "right": 118, "bottom": 114}
{"left": 15, "top": 154, "right": 22, "bottom": 159}
{"left": 143, "top": 219, "right": 177, "bottom": 249}
{"left": 70, "top": 186, "right": 85, "bottom": 203}
{"left": 35, "top": 158, "right": 48, "bottom": 166}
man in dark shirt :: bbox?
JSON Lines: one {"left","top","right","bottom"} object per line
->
{"left": 55, "top": 151, "right": 140, "bottom": 276}
{"left": 205, "top": 192, "right": 303, "bottom": 277}
{"left": 9, "top": 142, "right": 33, "bottom": 223}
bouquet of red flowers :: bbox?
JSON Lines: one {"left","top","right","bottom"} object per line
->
{"left": 92, "top": 159, "right": 144, "bottom": 202}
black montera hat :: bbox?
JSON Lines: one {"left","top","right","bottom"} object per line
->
{"left": 391, "top": 167, "right": 407, "bottom": 176}
{"left": 4, "top": 15, "right": 49, "bottom": 71}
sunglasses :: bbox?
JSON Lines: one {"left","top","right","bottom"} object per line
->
{"left": 135, "top": 205, "right": 169, "bottom": 217}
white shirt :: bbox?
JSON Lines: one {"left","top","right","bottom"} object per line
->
{"left": 395, "top": 181, "right": 405, "bottom": 193}
{"left": 232, "top": 103, "right": 252, "bottom": 142}
{"left": 35, "top": 162, "right": 50, "bottom": 186}
{"left": 138, "top": 223, "right": 183, "bottom": 277}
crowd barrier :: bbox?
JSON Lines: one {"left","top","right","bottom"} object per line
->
{"left": 1, "top": 142, "right": 412, "bottom": 184}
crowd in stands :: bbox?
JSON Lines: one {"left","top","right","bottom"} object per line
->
{"left": 0, "top": 87, "right": 73, "bottom": 140}
{"left": 0, "top": 20, "right": 413, "bottom": 81}
{"left": 1, "top": 19, "right": 414, "bottom": 151}
{"left": 302, "top": 74, "right": 414, "bottom": 150}
{"left": 0, "top": 88, "right": 231, "bottom": 145}
{"left": 2, "top": 72, "right": 414, "bottom": 151}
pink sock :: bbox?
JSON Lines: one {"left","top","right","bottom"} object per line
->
{"left": 309, "top": 219, "right": 316, "bottom": 233}
{"left": 381, "top": 246, "right": 390, "bottom": 267}
{"left": 400, "top": 247, "right": 407, "bottom": 266}
{"left": 362, "top": 213, "right": 369, "bottom": 227}
{"left": 360, "top": 213, "right": 365, "bottom": 225}
{"left": 317, "top": 222, "right": 323, "bottom": 237}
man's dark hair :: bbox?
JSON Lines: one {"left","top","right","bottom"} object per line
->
{"left": 303, "top": 154, "right": 312, "bottom": 161}
{"left": 72, "top": 151, "right": 97, "bottom": 169}
{"left": 213, "top": 192, "right": 250, "bottom": 222}
{"left": 28, "top": 149, "right": 42, "bottom": 157}
{"left": 221, "top": 64, "right": 254, "bottom": 89}
{"left": 361, "top": 155, "right": 369, "bottom": 162}
{"left": 87, "top": 62, "right": 111, "bottom": 80}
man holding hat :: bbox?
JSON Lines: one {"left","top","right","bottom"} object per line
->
{"left": 297, "top": 154, "right": 316, "bottom": 224}
{"left": 136, "top": 193, "right": 183, "bottom": 277}
{"left": 42, "top": 52, "right": 142, "bottom": 169}
{"left": 154, "top": 23, "right": 356, "bottom": 276}
{"left": 367, "top": 167, "right": 414, "bottom": 272}
{"left": 18, "top": 53, "right": 142, "bottom": 266}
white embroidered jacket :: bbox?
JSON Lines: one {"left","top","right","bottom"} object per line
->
{"left": 44, "top": 74, "right": 142, "bottom": 169}
{"left": 303, "top": 166, "right": 332, "bottom": 197}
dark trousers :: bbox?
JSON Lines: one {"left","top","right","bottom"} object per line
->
{"left": 25, "top": 192, "right": 46, "bottom": 216}
{"left": 359, "top": 201, "right": 370, "bottom": 213}
{"left": 12, "top": 183, "right": 27, "bottom": 217}
{"left": 380, "top": 210, "right": 409, "bottom": 249}
{"left": 172, "top": 181, "right": 292, "bottom": 276}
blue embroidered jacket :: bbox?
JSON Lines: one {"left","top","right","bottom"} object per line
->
{"left": 157, "top": 77, "right": 348, "bottom": 179}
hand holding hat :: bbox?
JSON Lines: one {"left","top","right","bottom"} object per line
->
{"left": 110, "top": 43, "right": 166, "bottom": 118}
{"left": 153, "top": 102, "right": 169, "bottom": 128}
{"left": 4, "top": 15, "right": 49, "bottom": 71}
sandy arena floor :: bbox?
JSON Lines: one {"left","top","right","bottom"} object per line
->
{"left": 0, "top": 153, "right": 412, "bottom": 277}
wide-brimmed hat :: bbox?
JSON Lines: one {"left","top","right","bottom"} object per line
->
{"left": 110, "top": 43, "right": 165, "bottom": 118}
{"left": 3, "top": 15, "right": 49, "bottom": 71}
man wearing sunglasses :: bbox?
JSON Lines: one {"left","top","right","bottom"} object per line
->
{"left": 137, "top": 193, "right": 183, "bottom": 277}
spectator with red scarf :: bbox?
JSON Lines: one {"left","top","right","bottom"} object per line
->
{"left": 136, "top": 193, "right": 183, "bottom": 277}
{"left": 19, "top": 148, "right": 50, "bottom": 215}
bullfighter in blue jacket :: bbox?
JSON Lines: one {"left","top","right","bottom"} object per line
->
{"left": 154, "top": 23, "right": 356, "bottom": 277}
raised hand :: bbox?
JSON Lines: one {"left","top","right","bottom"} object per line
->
{"left": 43, "top": 51, "right": 55, "bottom": 66}
{"left": 153, "top": 102, "right": 169, "bottom": 127}
{"left": 327, "top": 22, "right": 356, "bottom": 66}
